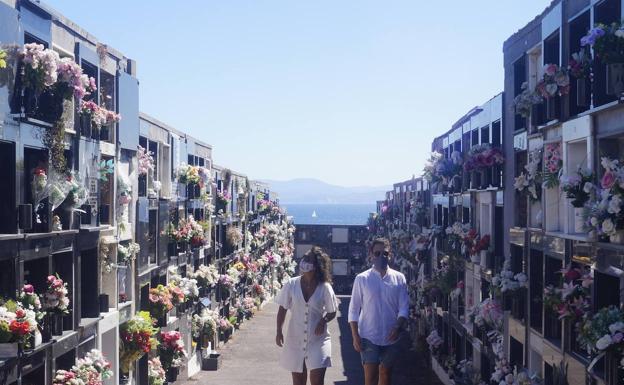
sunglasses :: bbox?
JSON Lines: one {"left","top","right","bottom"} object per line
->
{"left": 373, "top": 251, "right": 390, "bottom": 257}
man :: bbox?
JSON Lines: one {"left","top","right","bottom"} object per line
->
{"left": 348, "top": 237, "right": 409, "bottom": 385}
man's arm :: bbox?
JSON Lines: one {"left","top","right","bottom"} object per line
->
{"left": 388, "top": 275, "right": 410, "bottom": 342}
{"left": 348, "top": 276, "right": 363, "bottom": 352}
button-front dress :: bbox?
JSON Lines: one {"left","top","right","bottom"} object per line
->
{"left": 275, "top": 276, "right": 338, "bottom": 373}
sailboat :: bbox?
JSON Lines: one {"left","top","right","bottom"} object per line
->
{"left": 312, "top": 210, "right": 317, "bottom": 218}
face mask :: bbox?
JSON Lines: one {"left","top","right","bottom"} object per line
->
{"left": 372, "top": 253, "right": 389, "bottom": 271}
{"left": 300, "top": 261, "right": 315, "bottom": 273}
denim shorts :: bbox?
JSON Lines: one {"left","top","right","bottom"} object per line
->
{"left": 360, "top": 338, "right": 402, "bottom": 367}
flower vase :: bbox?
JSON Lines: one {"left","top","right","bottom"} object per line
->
{"left": 576, "top": 78, "right": 588, "bottom": 107}
{"left": 573, "top": 207, "right": 584, "bottom": 233}
{"left": 480, "top": 250, "right": 488, "bottom": 268}
{"left": 609, "top": 230, "right": 624, "bottom": 244}
{"left": 0, "top": 343, "right": 18, "bottom": 358}
{"left": 606, "top": 63, "right": 624, "bottom": 96}
{"left": 51, "top": 313, "right": 64, "bottom": 336}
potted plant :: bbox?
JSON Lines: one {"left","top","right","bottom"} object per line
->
{"left": 569, "top": 49, "right": 592, "bottom": 106}
{"left": 560, "top": 168, "right": 594, "bottom": 232}
{"left": 581, "top": 24, "right": 624, "bottom": 95}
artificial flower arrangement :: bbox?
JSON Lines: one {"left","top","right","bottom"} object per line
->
{"left": 252, "top": 283, "right": 266, "bottom": 300}
{"left": 117, "top": 242, "right": 140, "bottom": 264}
{"left": 70, "top": 349, "right": 113, "bottom": 385}
{"left": 167, "top": 284, "right": 186, "bottom": 308}
{"left": 426, "top": 330, "right": 443, "bottom": 352}
{"left": 98, "top": 159, "right": 114, "bottom": 182}
{"left": 148, "top": 357, "right": 166, "bottom": 385}
{"left": 257, "top": 199, "right": 274, "bottom": 215}
{"left": 120, "top": 311, "right": 159, "bottom": 374}
{"left": 569, "top": 48, "right": 592, "bottom": 79}
{"left": 79, "top": 100, "right": 121, "bottom": 129}
{"left": 240, "top": 296, "right": 257, "bottom": 319}
{"left": 462, "top": 144, "right": 504, "bottom": 173}
{"left": 467, "top": 298, "right": 503, "bottom": 332}
{"left": 513, "top": 82, "right": 543, "bottom": 118}
{"left": 165, "top": 216, "right": 206, "bottom": 247}
{"left": 216, "top": 190, "right": 232, "bottom": 208}
{"left": 585, "top": 157, "right": 624, "bottom": 241}
{"left": 42, "top": 274, "right": 70, "bottom": 315}
{"left": 192, "top": 309, "right": 218, "bottom": 344}
{"left": 577, "top": 306, "right": 624, "bottom": 366}
{"left": 514, "top": 149, "right": 542, "bottom": 201}
{"left": 265, "top": 250, "right": 282, "bottom": 267}
{"left": 177, "top": 163, "right": 201, "bottom": 185}
{"left": 581, "top": 23, "right": 624, "bottom": 64}
{"left": 0, "top": 301, "right": 35, "bottom": 346}
{"left": 536, "top": 64, "right": 570, "bottom": 99}
{"left": 217, "top": 316, "right": 234, "bottom": 339}
{"left": 193, "top": 264, "right": 219, "bottom": 289}
{"left": 158, "top": 331, "right": 187, "bottom": 371}
{"left": 543, "top": 264, "right": 593, "bottom": 321}
{"left": 491, "top": 259, "right": 528, "bottom": 295}
{"left": 542, "top": 142, "right": 563, "bottom": 188}
{"left": 66, "top": 172, "right": 88, "bottom": 210}
{"left": 31, "top": 167, "right": 48, "bottom": 222}
{"left": 168, "top": 268, "right": 198, "bottom": 304}
{"left": 226, "top": 226, "right": 243, "bottom": 247}
{"left": 51, "top": 370, "right": 84, "bottom": 385}
{"left": 560, "top": 168, "right": 594, "bottom": 208}
{"left": 148, "top": 285, "right": 173, "bottom": 320}
{"left": 423, "top": 151, "right": 462, "bottom": 187}
{"left": 137, "top": 145, "right": 155, "bottom": 176}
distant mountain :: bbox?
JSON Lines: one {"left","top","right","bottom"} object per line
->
{"left": 262, "top": 178, "right": 390, "bottom": 204}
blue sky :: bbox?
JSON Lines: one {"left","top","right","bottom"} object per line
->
{"left": 46, "top": 0, "right": 549, "bottom": 187}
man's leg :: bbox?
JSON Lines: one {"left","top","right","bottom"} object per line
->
{"left": 378, "top": 364, "right": 391, "bottom": 385}
{"left": 363, "top": 363, "right": 379, "bottom": 385}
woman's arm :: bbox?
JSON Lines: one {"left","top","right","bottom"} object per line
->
{"left": 276, "top": 306, "right": 287, "bottom": 347}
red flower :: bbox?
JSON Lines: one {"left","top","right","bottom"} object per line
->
{"left": 15, "top": 309, "right": 25, "bottom": 319}
{"left": 9, "top": 320, "right": 30, "bottom": 336}
{"left": 564, "top": 269, "right": 581, "bottom": 281}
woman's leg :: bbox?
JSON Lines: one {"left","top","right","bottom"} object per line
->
{"left": 292, "top": 362, "right": 308, "bottom": 385}
{"left": 309, "top": 367, "right": 327, "bottom": 385}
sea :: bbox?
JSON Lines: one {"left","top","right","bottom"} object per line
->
{"left": 284, "top": 203, "right": 375, "bottom": 225}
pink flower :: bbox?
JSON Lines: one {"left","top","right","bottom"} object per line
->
{"left": 602, "top": 171, "right": 616, "bottom": 189}
{"left": 23, "top": 284, "right": 34, "bottom": 294}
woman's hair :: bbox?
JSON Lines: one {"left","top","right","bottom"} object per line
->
{"left": 304, "top": 246, "right": 333, "bottom": 284}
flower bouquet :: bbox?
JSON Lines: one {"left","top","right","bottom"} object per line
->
{"left": 514, "top": 149, "right": 542, "bottom": 201}
{"left": 542, "top": 142, "right": 562, "bottom": 188}
{"left": 560, "top": 168, "right": 594, "bottom": 208}
{"left": 158, "top": 331, "right": 187, "bottom": 371}
{"left": 137, "top": 145, "right": 155, "bottom": 176}
{"left": 0, "top": 301, "right": 35, "bottom": 348}
{"left": 148, "top": 285, "right": 173, "bottom": 320}
{"left": 71, "top": 349, "right": 113, "bottom": 385}
{"left": 218, "top": 275, "right": 235, "bottom": 301}
{"left": 216, "top": 190, "right": 232, "bottom": 209}
{"left": 543, "top": 264, "right": 592, "bottom": 321}
{"left": 192, "top": 309, "right": 218, "bottom": 345}
{"left": 535, "top": 64, "right": 570, "bottom": 99}
{"left": 0, "top": 48, "right": 7, "bottom": 69}
{"left": 193, "top": 264, "right": 219, "bottom": 290}
{"left": 463, "top": 144, "right": 504, "bottom": 173}
{"left": 469, "top": 298, "right": 503, "bottom": 331}
{"left": 117, "top": 242, "right": 140, "bottom": 265}
{"left": 513, "top": 82, "right": 542, "bottom": 118}
{"left": 167, "top": 283, "right": 186, "bottom": 308}
{"left": 120, "top": 311, "right": 159, "bottom": 374}
{"left": 491, "top": 259, "right": 528, "bottom": 295}
{"left": 178, "top": 163, "right": 201, "bottom": 185}
{"left": 581, "top": 24, "right": 624, "bottom": 64}
{"left": 148, "top": 357, "right": 166, "bottom": 385}
{"left": 578, "top": 306, "right": 624, "bottom": 367}
{"left": 42, "top": 274, "right": 70, "bottom": 315}
{"left": 426, "top": 330, "right": 443, "bottom": 352}
{"left": 217, "top": 317, "right": 234, "bottom": 341}
{"left": 586, "top": 157, "right": 624, "bottom": 242}
{"left": 66, "top": 172, "right": 88, "bottom": 211}
{"left": 52, "top": 370, "right": 84, "bottom": 385}
{"left": 226, "top": 226, "right": 243, "bottom": 247}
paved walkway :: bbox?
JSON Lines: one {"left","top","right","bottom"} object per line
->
{"left": 181, "top": 296, "right": 441, "bottom": 385}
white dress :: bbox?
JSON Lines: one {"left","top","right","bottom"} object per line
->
{"left": 275, "top": 276, "right": 338, "bottom": 373}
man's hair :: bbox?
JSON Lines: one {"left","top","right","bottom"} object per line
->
{"left": 369, "top": 237, "right": 390, "bottom": 252}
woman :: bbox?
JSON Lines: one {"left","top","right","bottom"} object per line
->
{"left": 275, "top": 246, "right": 338, "bottom": 385}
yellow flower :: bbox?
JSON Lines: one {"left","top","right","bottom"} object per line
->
{"left": 0, "top": 49, "right": 6, "bottom": 69}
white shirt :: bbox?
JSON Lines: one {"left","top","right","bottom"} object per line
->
{"left": 275, "top": 277, "right": 338, "bottom": 373}
{"left": 348, "top": 267, "right": 409, "bottom": 346}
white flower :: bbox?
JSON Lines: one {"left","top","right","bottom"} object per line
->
{"left": 616, "top": 28, "right": 624, "bottom": 38}
{"left": 601, "top": 157, "right": 619, "bottom": 172}
{"left": 602, "top": 218, "right": 616, "bottom": 235}
{"left": 609, "top": 195, "right": 623, "bottom": 214}
{"left": 596, "top": 334, "right": 613, "bottom": 350}
{"left": 610, "top": 322, "right": 624, "bottom": 334}
{"left": 590, "top": 217, "right": 599, "bottom": 227}
{"left": 583, "top": 182, "right": 594, "bottom": 194}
